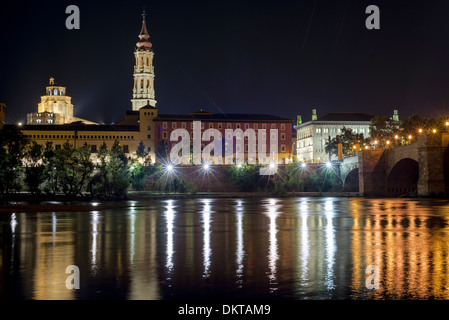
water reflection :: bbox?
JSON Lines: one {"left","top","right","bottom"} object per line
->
{"left": 165, "top": 200, "right": 175, "bottom": 272}
{"left": 2, "top": 198, "right": 449, "bottom": 299}
{"left": 202, "top": 199, "right": 212, "bottom": 278}
{"left": 235, "top": 200, "right": 244, "bottom": 284}
{"left": 264, "top": 199, "right": 279, "bottom": 288}
{"left": 324, "top": 200, "right": 335, "bottom": 290}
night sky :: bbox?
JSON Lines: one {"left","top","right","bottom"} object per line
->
{"left": 2, "top": 0, "right": 449, "bottom": 125}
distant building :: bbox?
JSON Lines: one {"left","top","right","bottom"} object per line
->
{"left": 27, "top": 77, "right": 97, "bottom": 125}
{"left": 295, "top": 109, "right": 375, "bottom": 163}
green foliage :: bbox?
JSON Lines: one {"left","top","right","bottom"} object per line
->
{"left": 304, "top": 169, "right": 338, "bottom": 192}
{"left": 0, "top": 125, "right": 29, "bottom": 195}
{"left": 369, "top": 115, "right": 397, "bottom": 149}
{"left": 325, "top": 127, "right": 368, "bottom": 158}
{"left": 228, "top": 163, "right": 264, "bottom": 192}
{"left": 89, "top": 141, "right": 129, "bottom": 199}
{"left": 156, "top": 140, "right": 169, "bottom": 162}
{"left": 23, "top": 141, "right": 45, "bottom": 195}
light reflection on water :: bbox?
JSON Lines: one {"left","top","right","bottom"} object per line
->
{"left": 1, "top": 198, "right": 449, "bottom": 300}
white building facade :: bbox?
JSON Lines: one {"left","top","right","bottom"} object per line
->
{"left": 295, "top": 109, "right": 374, "bottom": 163}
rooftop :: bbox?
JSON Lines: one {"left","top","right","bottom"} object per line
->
{"left": 155, "top": 113, "right": 294, "bottom": 122}
{"left": 316, "top": 112, "right": 374, "bottom": 122}
{"left": 18, "top": 123, "right": 139, "bottom": 132}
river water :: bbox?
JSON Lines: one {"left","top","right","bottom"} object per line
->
{"left": 1, "top": 197, "right": 449, "bottom": 300}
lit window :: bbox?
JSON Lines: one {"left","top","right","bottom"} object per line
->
{"left": 281, "top": 124, "right": 285, "bottom": 130}
{"left": 218, "top": 123, "right": 222, "bottom": 129}
{"left": 172, "top": 122, "right": 177, "bottom": 129}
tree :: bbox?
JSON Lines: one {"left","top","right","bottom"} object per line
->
{"left": 23, "top": 141, "right": 45, "bottom": 195}
{"left": 136, "top": 141, "right": 149, "bottom": 164}
{"left": 325, "top": 127, "right": 367, "bottom": 158}
{"left": 89, "top": 141, "right": 129, "bottom": 199}
{"left": 156, "top": 140, "right": 168, "bottom": 162}
{"left": 369, "top": 115, "right": 397, "bottom": 149}
{"left": 52, "top": 142, "right": 94, "bottom": 196}
{"left": 0, "top": 125, "right": 29, "bottom": 195}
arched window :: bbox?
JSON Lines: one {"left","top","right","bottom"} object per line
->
{"left": 146, "top": 57, "right": 149, "bottom": 66}
{"left": 60, "top": 90, "right": 63, "bottom": 95}
{"left": 48, "top": 90, "right": 52, "bottom": 95}
{"left": 140, "top": 79, "right": 144, "bottom": 89}
{"left": 54, "top": 88, "right": 58, "bottom": 95}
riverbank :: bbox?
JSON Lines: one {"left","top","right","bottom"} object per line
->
{"left": 0, "top": 191, "right": 363, "bottom": 213}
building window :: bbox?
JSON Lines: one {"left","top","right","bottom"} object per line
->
{"left": 245, "top": 124, "right": 249, "bottom": 129}
{"left": 182, "top": 122, "right": 186, "bottom": 129}
{"left": 245, "top": 145, "right": 248, "bottom": 152}
{"left": 201, "top": 123, "right": 204, "bottom": 129}
{"left": 209, "top": 123, "right": 213, "bottom": 129}
{"left": 316, "top": 128, "right": 322, "bottom": 135}
{"left": 91, "top": 145, "right": 97, "bottom": 153}
{"left": 281, "top": 124, "right": 285, "bottom": 130}
{"left": 236, "top": 124, "right": 241, "bottom": 129}
{"left": 162, "top": 132, "right": 167, "bottom": 139}
{"left": 163, "top": 122, "right": 167, "bottom": 129}
{"left": 271, "top": 124, "right": 276, "bottom": 129}
{"left": 172, "top": 122, "right": 177, "bottom": 129}
{"left": 147, "top": 134, "right": 151, "bottom": 139}
{"left": 147, "top": 125, "right": 151, "bottom": 130}
{"left": 281, "top": 145, "right": 286, "bottom": 152}
{"left": 190, "top": 123, "right": 194, "bottom": 129}
{"left": 262, "top": 124, "right": 266, "bottom": 129}
{"left": 254, "top": 124, "right": 258, "bottom": 129}
{"left": 147, "top": 147, "right": 151, "bottom": 152}
{"left": 171, "top": 131, "right": 177, "bottom": 139}
{"left": 123, "top": 145, "right": 129, "bottom": 153}
{"left": 227, "top": 123, "right": 232, "bottom": 129}
{"left": 281, "top": 133, "right": 285, "bottom": 140}
{"left": 218, "top": 123, "right": 222, "bottom": 129}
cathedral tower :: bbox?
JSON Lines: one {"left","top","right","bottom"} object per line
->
{"left": 131, "top": 11, "right": 156, "bottom": 111}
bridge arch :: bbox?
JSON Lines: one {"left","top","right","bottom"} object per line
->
{"left": 386, "top": 158, "right": 419, "bottom": 196}
{"left": 343, "top": 168, "right": 359, "bottom": 192}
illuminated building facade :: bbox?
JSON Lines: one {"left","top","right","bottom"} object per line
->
{"left": 295, "top": 109, "right": 374, "bottom": 163}
{"left": 27, "top": 77, "right": 97, "bottom": 125}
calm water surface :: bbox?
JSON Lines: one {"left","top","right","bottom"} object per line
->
{"left": 1, "top": 197, "right": 449, "bottom": 300}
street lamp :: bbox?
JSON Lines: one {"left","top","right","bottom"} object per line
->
{"left": 394, "top": 135, "right": 398, "bottom": 146}
{"left": 408, "top": 135, "right": 412, "bottom": 144}
{"left": 446, "top": 121, "right": 449, "bottom": 133}
{"left": 433, "top": 129, "right": 437, "bottom": 134}
{"left": 418, "top": 128, "right": 423, "bottom": 134}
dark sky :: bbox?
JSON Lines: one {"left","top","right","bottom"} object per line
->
{"left": 2, "top": 0, "right": 449, "bottom": 124}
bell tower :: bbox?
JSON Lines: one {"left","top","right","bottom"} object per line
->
{"left": 131, "top": 10, "right": 156, "bottom": 111}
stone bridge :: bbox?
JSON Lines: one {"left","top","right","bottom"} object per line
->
{"left": 355, "top": 133, "right": 449, "bottom": 197}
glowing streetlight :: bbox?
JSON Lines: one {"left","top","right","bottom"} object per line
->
{"left": 446, "top": 121, "right": 449, "bottom": 133}
{"left": 203, "top": 163, "right": 210, "bottom": 171}
{"left": 17, "top": 122, "right": 22, "bottom": 127}
{"left": 433, "top": 129, "right": 437, "bottom": 134}
{"left": 301, "top": 162, "right": 307, "bottom": 168}
{"left": 408, "top": 135, "right": 412, "bottom": 140}
{"left": 166, "top": 164, "right": 173, "bottom": 172}
{"left": 237, "top": 163, "right": 242, "bottom": 168}
{"left": 269, "top": 162, "right": 276, "bottom": 169}
{"left": 418, "top": 128, "right": 423, "bottom": 134}
{"left": 365, "top": 145, "right": 369, "bottom": 150}
{"left": 325, "top": 161, "right": 332, "bottom": 168}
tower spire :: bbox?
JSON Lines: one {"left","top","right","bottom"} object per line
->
{"left": 137, "top": 9, "right": 152, "bottom": 50}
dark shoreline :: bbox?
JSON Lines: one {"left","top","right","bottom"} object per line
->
{"left": 0, "top": 191, "right": 441, "bottom": 213}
